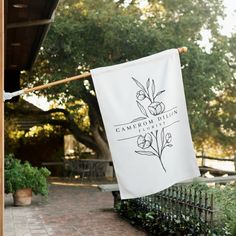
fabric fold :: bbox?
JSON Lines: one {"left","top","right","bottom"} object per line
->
{"left": 91, "top": 49, "right": 200, "bottom": 199}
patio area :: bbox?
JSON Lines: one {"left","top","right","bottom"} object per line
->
{"left": 4, "top": 179, "right": 146, "bottom": 236}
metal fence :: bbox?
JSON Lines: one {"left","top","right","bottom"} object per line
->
{"left": 119, "top": 184, "right": 214, "bottom": 235}
{"left": 147, "top": 185, "right": 212, "bottom": 224}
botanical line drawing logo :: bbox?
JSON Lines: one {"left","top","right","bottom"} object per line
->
{"left": 132, "top": 77, "right": 165, "bottom": 121}
{"left": 132, "top": 77, "right": 176, "bottom": 172}
{"left": 115, "top": 77, "right": 179, "bottom": 173}
{"left": 136, "top": 128, "right": 173, "bottom": 172}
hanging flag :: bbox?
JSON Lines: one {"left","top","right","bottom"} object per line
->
{"left": 91, "top": 49, "right": 200, "bottom": 199}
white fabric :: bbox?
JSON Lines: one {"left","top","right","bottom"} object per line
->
{"left": 3, "top": 90, "right": 24, "bottom": 101}
{"left": 91, "top": 49, "right": 200, "bottom": 199}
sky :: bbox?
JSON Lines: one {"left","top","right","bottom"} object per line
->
{"left": 220, "top": 0, "right": 236, "bottom": 35}
{"left": 200, "top": 0, "right": 236, "bottom": 50}
{"left": 24, "top": 0, "right": 236, "bottom": 110}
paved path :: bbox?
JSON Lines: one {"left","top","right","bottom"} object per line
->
{"left": 4, "top": 182, "right": 147, "bottom": 236}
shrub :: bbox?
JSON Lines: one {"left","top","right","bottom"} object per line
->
{"left": 5, "top": 154, "right": 51, "bottom": 196}
{"left": 115, "top": 183, "right": 236, "bottom": 235}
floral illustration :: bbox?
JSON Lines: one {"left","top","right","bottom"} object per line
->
{"left": 132, "top": 77, "right": 165, "bottom": 119}
{"left": 137, "top": 133, "right": 152, "bottom": 149}
{"left": 135, "top": 128, "right": 173, "bottom": 172}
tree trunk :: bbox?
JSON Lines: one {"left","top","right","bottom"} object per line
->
{"left": 92, "top": 126, "right": 112, "bottom": 160}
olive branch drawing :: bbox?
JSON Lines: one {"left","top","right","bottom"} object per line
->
{"left": 132, "top": 77, "right": 165, "bottom": 120}
{"left": 135, "top": 128, "right": 173, "bottom": 172}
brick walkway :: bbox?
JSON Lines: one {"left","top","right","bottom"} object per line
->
{"left": 4, "top": 181, "right": 147, "bottom": 236}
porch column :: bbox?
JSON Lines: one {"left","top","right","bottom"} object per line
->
{"left": 0, "top": 0, "right": 4, "bottom": 234}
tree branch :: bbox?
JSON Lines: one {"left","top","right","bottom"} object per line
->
{"left": 40, "top": 117, "right": 98, "bottom": 151}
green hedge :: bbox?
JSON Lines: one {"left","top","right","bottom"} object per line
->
{"left": 115, "top": 183, "right": 236, "bottom": 235}
{"left": 209, "top": 184, "right": 236, "bottom": 236}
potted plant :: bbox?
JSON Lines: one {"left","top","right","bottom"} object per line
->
{"left": 5, "top": 154, "right": 51, "bottom": 206}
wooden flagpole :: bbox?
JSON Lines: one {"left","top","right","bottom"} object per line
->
{"left": 23, "top": 47, "right": 188, "bottom": 94}
{"left": 24, "top": 72, "right": 91, "bottom": 93}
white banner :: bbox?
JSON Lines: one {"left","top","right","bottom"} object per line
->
{"left": 91, "top": 49, "right": 200, "bottom": 199}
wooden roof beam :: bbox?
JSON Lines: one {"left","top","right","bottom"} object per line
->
{"left": 7, "top": 18, "right": 54, "bottom": 29}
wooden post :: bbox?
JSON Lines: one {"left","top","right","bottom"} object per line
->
{"left": 0, "top": 0, "right": 4, "bottom": 234}
{"left": 201, "top": 149, "right": 205, "bottom": 167}
{"left": 234, "top": 153, "right": 236, "bottom": 172}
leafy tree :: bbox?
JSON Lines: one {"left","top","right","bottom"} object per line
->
{"left": 20, "top": 0, "right": 235, "bottom": 158}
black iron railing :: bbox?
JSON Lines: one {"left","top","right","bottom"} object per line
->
{"left": 118, "top": 185, "right": 214, "bottom": 235}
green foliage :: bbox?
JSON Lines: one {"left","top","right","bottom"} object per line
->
{"left": 209, "top": 184, "right": 236, "bottom": 235}
{"left": 115, "top": 183, "right": 236, "bottom": 235}
{"left": 4, "top": 108, "right": 64, "bottom": 173}
{"left": 5, "top": 154, "right": 51, "bottom": 196}
{"left": 23, "top": 0, "right": 236, "bottom": 155}
{"left": 116, "top": 199, "right": 212, "bottom": 235}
